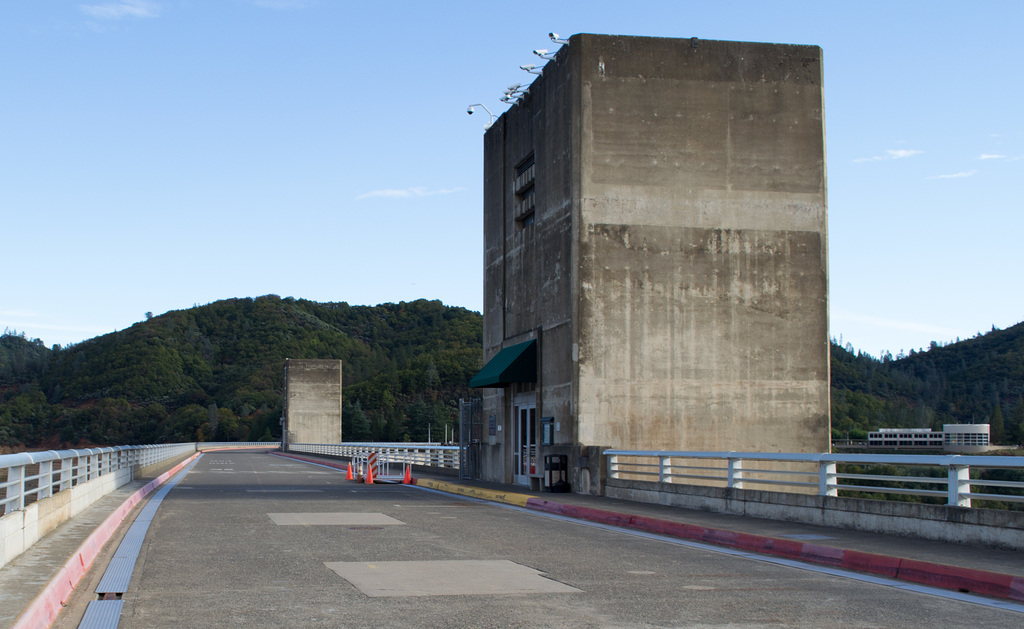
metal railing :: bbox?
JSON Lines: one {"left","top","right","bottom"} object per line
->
{"left": 289, "top": 442, "right": 460, "bottom": 469}
{"left": 0, "top": 442, "right": 280, "bottom": 516}
{"left": 604, "top": 450, "right": 1024, "bottom": 508}
{"left": 0, "top": 443, "right": 196, "bottom": 515}
{"left": 196, "top": 441, "right": 280, "bottom": 451}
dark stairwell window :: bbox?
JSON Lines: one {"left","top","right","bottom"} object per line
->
{"left": 514, "top": 153, "right": 535, "bottom": 229}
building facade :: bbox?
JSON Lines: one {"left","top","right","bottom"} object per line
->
{"left": 866, "top": 425, "right": 991, "bottom": 453}
{"left": 471, "top": 34, "right": 830, "bottom": 493}
{"left": 867, "top": 428, "right": 946, "bottom": 449}
{"left": 943, "top": 424, "right": 991, "bottom": 453}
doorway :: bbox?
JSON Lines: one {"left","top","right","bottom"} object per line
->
{"left": 513, "top": 401, "right": 536, "bottom": 485}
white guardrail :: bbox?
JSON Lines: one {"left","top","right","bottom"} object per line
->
{"left": 289, "top": 443, "right": 460, "bottom": 469}
{"left": 0, "top": 442, "right": 278, "bottom": 515}
{"left": 605, "top": 450, "right": 1024, "bottom": 508}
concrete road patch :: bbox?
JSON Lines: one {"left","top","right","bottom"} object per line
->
{"left": 267, "top": 512, "right": 405, "bottom": 526}
{"left": 324, "top": 559, "right": 581, "bottom": 597}
{"left": 246, "top": 489, "right": 323, "bottom": 493}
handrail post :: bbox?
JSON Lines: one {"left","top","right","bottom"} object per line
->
{"left": 74, "top": 453, "right": 84, "bottom": 485}
{"left": 4, "top": 464, "right": 26, "bottom": 513}
{"left": 608, "top": 453, "right": 619, "bottom": 480}
{"left": 949, "top": 464, "right": 971, "bottom": 507}
{"left": 39, "top": 459, "right": 54, "bottom": 500}
{"left": 59, "top": 455, "right": 72, "bottom": 492}
{"left": 728, "top": 456, "right": 743, "bottom": 490}
{"left": 820, "top": 461, "right": 838, "bottom": 497}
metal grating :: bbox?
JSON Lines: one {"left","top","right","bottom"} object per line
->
{"left": 94, "top": 557, "right": 136, "bottom": 594}
{"left": 78, "top": 600, "right": 124, "bottom": 629}
{"left": 94, "top": 456, "right": 200, "bottom": 596}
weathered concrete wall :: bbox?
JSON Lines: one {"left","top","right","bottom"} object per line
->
{"left": 573, "top": 35, "right": 829, "bottom": 454}
{"left": 478, "top": 33, "right": 829, "bottom": 489}
{"left": 284, "top": 359, "right": 342, "bottom": 445}
{"left": 479, "top": 41, "right": 576, "bottom": 483}
{"left": 606, "top": 478, "right": 1024, "bottom": 550}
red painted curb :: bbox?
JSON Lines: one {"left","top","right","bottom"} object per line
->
{"left": 895, "top": 558, "right": 1017, "bottom": 600}
{"left": 1010, "top": 576, "right": 1024, "bottom": 602}
{"left": 520, "top": 499, "right": 1022, "bottom": 602}
{"left": 11, "top": 452, "right": 201, "bottom": 629}
{"left": 838, "top": 548, "right": 902, "bottom": 578}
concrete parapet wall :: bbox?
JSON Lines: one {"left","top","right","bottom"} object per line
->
{"left": 605, "top": 478, "right": 1024, "bottom": 551}
{"left": 0, "top": 467, "right": 132, "bottom": 570}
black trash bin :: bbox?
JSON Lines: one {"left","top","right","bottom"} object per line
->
{"left": 544, "top": 454, "right": 570, "bottom": 493}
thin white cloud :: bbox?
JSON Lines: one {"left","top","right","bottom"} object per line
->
{"left": 931, "top": 170, "right": 976, "bottom": 179}
{"left": 979, "top": 153, "right": 1006, "bottom": 160}
{"left": 853, "top": 148, "right": 923, "bottom": 163}
{"left": 0, "top": 308, "right": 40, "bottom": 319}
{"left": 887, "top": 149, "right": 922, "bottom": 159}
{"left": 251, "top": 0, "right": 314, "bottom": 8}
{"left": 80, "top": 0, "right": 160, "bottom": 19}
{"left": 832, "top": 312, "right": 959, "bottom": 338}
{"left": 356, "top": 186, "right": 465, "bottom": 200}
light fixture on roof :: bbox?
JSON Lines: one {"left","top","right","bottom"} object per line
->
{"left": 467, "top": 104, "right": 497, "bottom": 129}
{"left": 504, "top": 83, "right": 529, "bottom": 99}
{"left": 501, "top": 85, "right": 528, "bottom": 104}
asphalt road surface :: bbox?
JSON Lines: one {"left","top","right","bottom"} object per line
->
{"left": 55, "top": 451, "right": 1024, "bottom": 628}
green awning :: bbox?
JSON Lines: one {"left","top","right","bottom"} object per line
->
{"left": 469, "top": 339, "right": 537, "bottom": 388}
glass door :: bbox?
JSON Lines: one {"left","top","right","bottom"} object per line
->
{"left": 513, "top": 402, "right": 536, "bottom": 485}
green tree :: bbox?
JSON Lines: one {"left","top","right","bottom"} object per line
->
{"left": 342, "top": 400, "right": 372, "bottom": 441}
{"left": 0, "top": 408, "right": 15, "bottom": 447}
{"left": 1009, "top": 398, "right": 1024, "bottom": 445}
{"left": 405, "top": 400, "right": 432, "bottom": 442}
{"left": 990, "top": 404, "right": 1006, "bottom": 444}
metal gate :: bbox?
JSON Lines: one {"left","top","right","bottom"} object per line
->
{"left": 458, "top": 398, "right": 482, "bottom": 480}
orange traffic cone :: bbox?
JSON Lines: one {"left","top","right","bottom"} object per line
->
{"left": 365, "top": 461, "right": 374, "bottom": 485}
{"left": 346, "top": 462, "right": 354, "bottom": 480}
{"left": 403, "top": 464, "right": 412, "bottom": 484}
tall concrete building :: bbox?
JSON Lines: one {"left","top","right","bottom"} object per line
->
{"left": 283, "top": 359, "right": 342, "bottom": 448}
{"left": 470, "top": 34, "right": 830, "bottom": 493}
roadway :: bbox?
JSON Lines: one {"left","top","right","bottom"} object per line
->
{"left": 36, "top": 450, "right": 1024, "bottom": 628}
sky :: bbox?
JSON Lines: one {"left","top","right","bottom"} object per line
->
{"left": 1, "top": 1, "right": 1022, "bottom": 359}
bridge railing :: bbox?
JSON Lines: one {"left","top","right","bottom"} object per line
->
{"left": 0, "top": 442, "right": 280, "bottom": 515}
{"left": 195, "top": 441, "right": 280, "bottom": 452}
{"left": 604, "top": 450, "right": 1024, "bottom": 508}
{"left": 0, "top": 443, "right": 198, "bottom": 515}
{"left": 289, "top": 443, "right": 460, "bottom": 469}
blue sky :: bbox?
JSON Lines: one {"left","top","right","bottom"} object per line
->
{"left": 2, "top": 1, "right": 1021, "bottom": 359}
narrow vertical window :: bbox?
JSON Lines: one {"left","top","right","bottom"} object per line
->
{"left": 514, "top": 153, "right": 536, "bottom": 229}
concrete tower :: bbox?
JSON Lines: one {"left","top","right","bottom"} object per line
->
{"left": 471, "top": 34, "right": 830, "bottom": 493}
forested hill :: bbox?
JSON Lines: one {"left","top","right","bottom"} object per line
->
{"left": 2, "top": 297, "right": 1022, "bottom": 450}
{"left": 0, "top": 296, "right": 482, "bottom": 449}
{"left": 831, "top": 320, "right": 1024, "bottom": 445}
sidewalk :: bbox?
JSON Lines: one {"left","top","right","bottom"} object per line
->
{"left": 0, "top": 452, "right": 198, "bottom": 629}
{"left": 279, "top": 451, "right": 1024, "bottom": 603}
